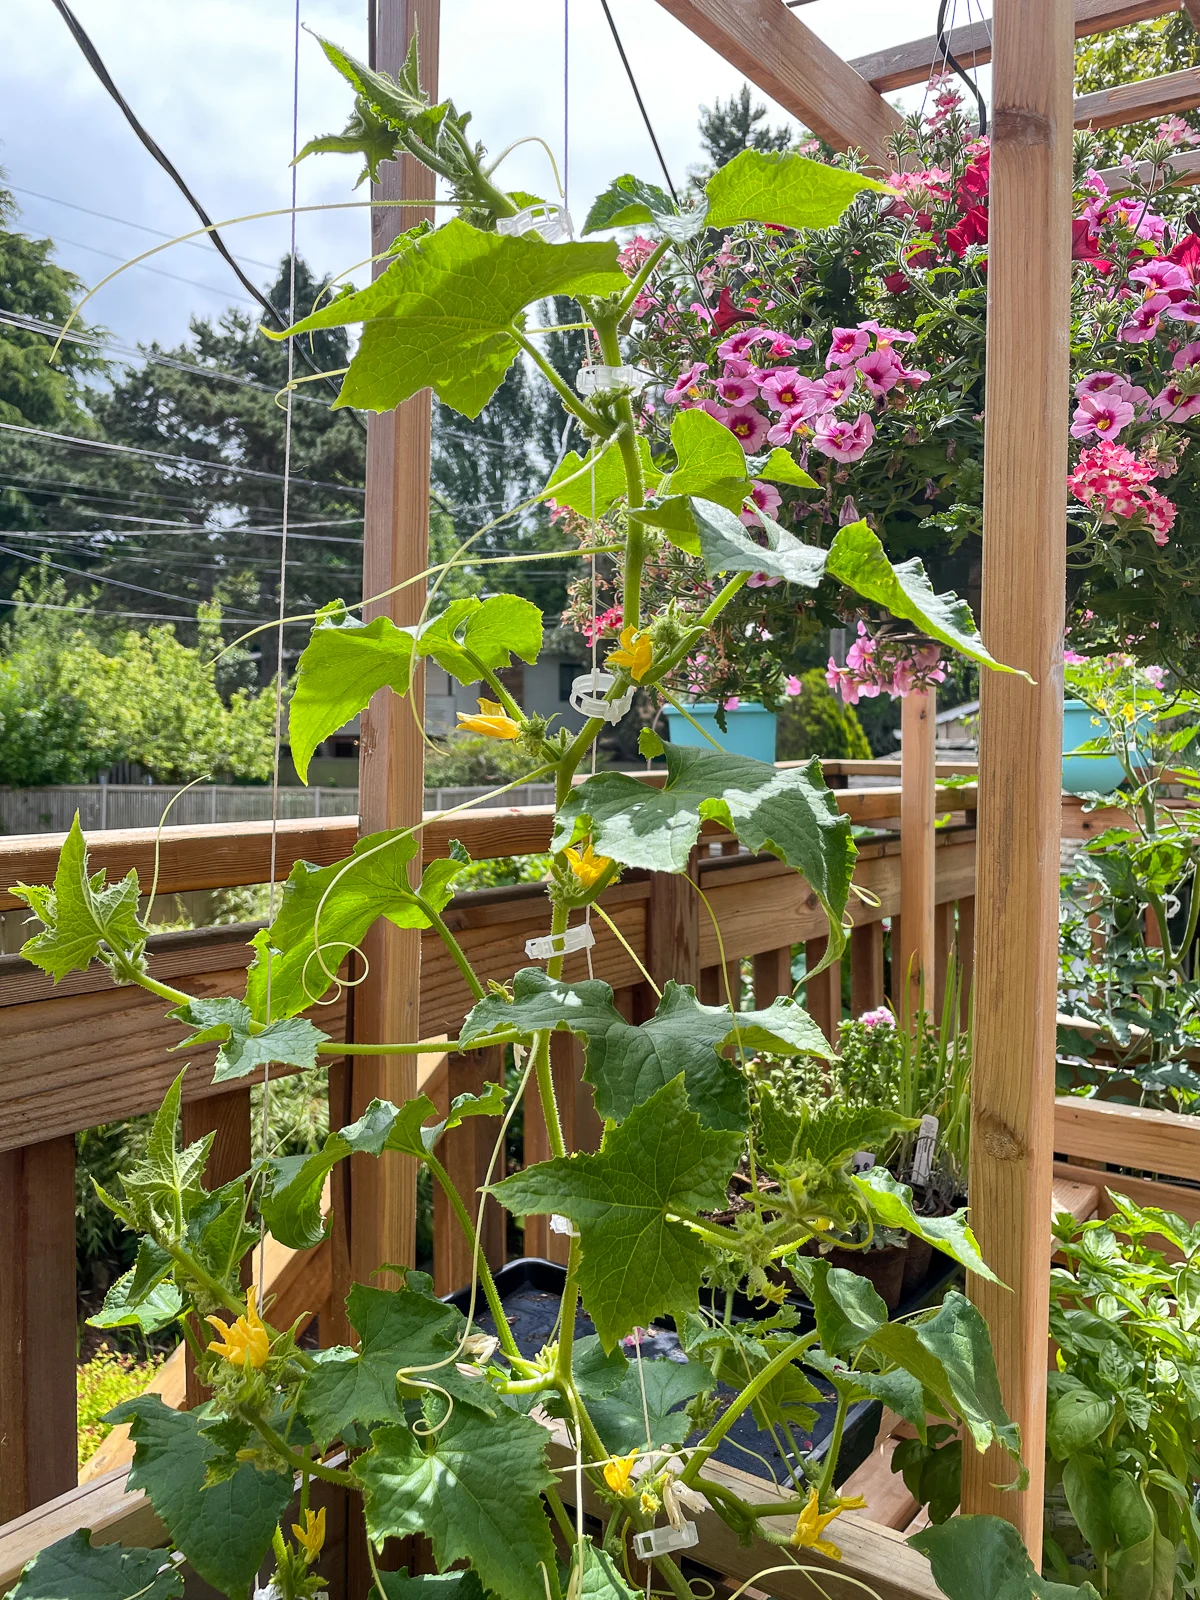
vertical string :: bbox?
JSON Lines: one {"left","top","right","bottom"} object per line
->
{"left": 259, "top": 0, "right": 302, "bottom": 1309}
{"left": 562, "top": 0, "right": 570, "bottom": 216}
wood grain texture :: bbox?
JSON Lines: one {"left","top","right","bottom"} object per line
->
{"left": 752, "top": 945, "right": 793, "bottom": 1007}
{"left": 432, "top": 1051, "right": 506, "bottom": 1296}
{"left": 898, "top": 690, "right": 937, "bottom": 1023}
{"left": 803, "top": 937, "right": 842, "bottom": 1043}
{"left": 850, "top": 0, "right": 1179, "bottom": 92}
{"left": 651, "top": 0, "right": 902, "bottom": 168}
{"left": 961, "top": 0, "right": 1073, "bottom": 1546}
{"left": 1054, "top": 1095, "right": 1200, "bottom": 1181}
{"left": 0, "top": 1137, "right": 78, "bottom": 1520}
{"left": 1074, "top": 65, "right": 1200, "bottom": 129}
{"left": 850, "top": 920, "right": 885, "bottom": 1015}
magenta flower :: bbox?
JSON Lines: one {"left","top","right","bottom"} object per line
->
{"left": 1130, "top": 259, "right": 1191, "bottom": 296}
{"left": 1071, "top": 392, "right": 1135, "bottom": 440}
{"left": 665, "top": 361, "right": 708, "bottom": 406}
{"left": 720, "top": 696, "right": 741, "bottom": 711}
{"left": 858, "top": 318, "right": 917, "bottom": 348}
{"left": 858, "top": 1006, "right": 895, "bottom": 1028}
{"left": 1145, "top": 664, "right": 1167, "bottom": 687}
{"left": 1063, "top": 649, "right": 1088, "bottom": 665}
{"left": 715, "top": 326, "right": 769, "bottom": 360}
{"left": 855, "top": 348, "right": 905, "bottom": 398}
{"left": 716, "top": 374, "right": 760, "bottom": 405}
{"left": 746, "top": 571, "right": 783, "bottom": 587}
{"left": 819, "top": 371, "right": 854, "bottom": 406}
{"left": 895, "top": 362, "right": 932, "bottom": 389}
{"left": 720, "top": 406, "right": 770, "bottom": 452}
{"left": 1076, "top": 371, "right": 1131, "bottom": 400}
{"left": 826, "top": 326, "right": 872, "bottom": 368}
{"left": 1173, "top": 340, "right": 1200, "bottom": 369}
{"left": 722, "top": 356, "right": 761, "bottom": 381}
{"left": 1119, "top": 297, "right": 1170, "bottom": 343}
{"left": 1153, "top": 379, "right": 1200, "bottom": 422}
{"left": 760, "top": 368, "right": 821, "bottom": 414}
{"left": 739, "top": 479, "right": 782, "bottom": 527}
{"left": 812, "top": 412, "right": 875, "bottom": 463}
{"left": 784, "top": 674, "right": 803, "bottom": 696}
{"left": 766, "top": 405, "right": 813, "bottom": 446}
{"left": 763, "top": 332, "right": 811, "bottom": 358}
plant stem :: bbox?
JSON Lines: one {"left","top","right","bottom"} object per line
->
{"left": 698, "top": 571, "right": 751, "bottom": 629}
{"left": 545, "top": 1482, "right": 578, "bottom": 1544}
{"left": 816, "top": 1392, "right": 849, "bottom": 1502}
{"left": 414, "top": 895, "right": 486, "bottom": 1002}
{"left": 321, "top": 1033, "right": 516, "bottom": 1056}
{"left": 132, "top": 970, "right": 196, "bottom": 1009}
{"left": 462, "top": 646, "right": 526, "bottom": 723}
{"left": 425, "top": 1153, "right": 523, "bottom": 1362}
{"left": 682, "top": 1333, "right": 818, "bottom": 1486}
{"left": 165, "top": 1242, "right": 245, "bottom": 1317}
{"left": 253, "top": 1415, "right": 357, "bottom": 1489}
{"left": 511, "top": 326, "right": 605, "bottom": 432}
{"left": 593, "top": 314, "right": 647, "bottom": 622}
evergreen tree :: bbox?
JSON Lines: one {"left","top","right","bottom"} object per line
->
{"left": 693, "top": 84, "right": 795, "bottom": 180}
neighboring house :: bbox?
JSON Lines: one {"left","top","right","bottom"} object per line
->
{"left": 285, "top": 632, "right": 593, "bottom": 785}
{"left": 935, "top": 699, "right": 979, "bottom": 758}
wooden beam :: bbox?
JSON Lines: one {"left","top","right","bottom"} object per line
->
{"left": 898, "top": 690, "right": 937, "bottom": 1023}
{"left": 0, "top": 1138, "right": 78, "bottom": 1521}
{"left": 341, "top": 0, "right": 441, "bottom": 1313}
{"left": 961, "top": 0, "right": 1073, "bottom": 1550}
{"left": 1074, "top": 65, "right": 1200, "bottom": 128}
{"left": 1054, "top": 1095, "right": 1200, "bottom": 1181}
{"left": 851, "top": 0, "right": 1180, "bottom": 94}
{"left": 651, "top": 0, "right": 903, "bottom": 168}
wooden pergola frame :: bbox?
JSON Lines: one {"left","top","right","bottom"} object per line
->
{"left": 357, "top": 0, "right": 1200, "bottom": 1560}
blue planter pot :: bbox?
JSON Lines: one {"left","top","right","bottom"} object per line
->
{"left": 663, "top": 702, "right": 778, "bottom": 763}
{"left": 1062, "top": 698, "right": 1139, "bottom": 794}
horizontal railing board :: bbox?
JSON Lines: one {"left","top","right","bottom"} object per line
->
{"left": 0, "top": 783, "right": 979, "bottom": 912}
{"left": 1074, "top": 65, "right": 1200, "bottom": 130}
{"left": 1054, "top": 1095, "right": 1200, "bottom": 1184}
{"left": 850, "top": 0, "right": 1179, "bottom": 92}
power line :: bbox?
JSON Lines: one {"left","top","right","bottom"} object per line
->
{"left": 0, "top": 597, "right": 240, "bottom": 623}
{"left": 0, "top": 542, "right": 260, "bottom": 614}
{"left": 597, "top": 0, "right": 679, "bottom": 204}
{"left": 19, "top": 232, "right": 258, "bottom": 305}
{"left": 7, "top": 183, "right": 278, "bottom": 270}
{"left": 0, "top": 420, "right": 366, "bottom": 493}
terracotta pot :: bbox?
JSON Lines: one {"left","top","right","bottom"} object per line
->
{"left": 900, "top": 1235, "right": 934, "bottom": 1296}
{"left": 826, "top": 1243, "right": 907, "bottom": 1311}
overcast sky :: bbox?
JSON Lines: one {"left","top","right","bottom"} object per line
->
{"left": 0, "top": 1, "right": 972, "bottom": 353}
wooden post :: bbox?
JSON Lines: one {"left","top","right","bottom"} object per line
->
{"left": 181, "top": 1087, "right": 253, "bottom": 1408}
{"left": 850, "top": 920, "right": 885, "bottom": 1017}
{"left": 960, "top": 0, "right": 1072, "bottom": 1551}
{"left": 899, "top": 689, "right": 937, "bottom": 1024}
{"left": 958, "top": 894, "right": 976, "bottom": 1028}
{"left": 804, "top": 936, "right": 842, "bottom": 1043}
{"left": 933, "top": 901, "right": 954, "bottom": 1019}
{"left": 432, "top": 1051, "right": 506, "bottom": 1295}
{"left": 0, "top": 1138, "right": 77, "bottom": 1519}
{"left": 339, "top": 0, "right": 440, "bottom": 1313}
{"left": 752, "top": 945, "right": 793, "bottom": 1008}
{"left": 646, "top": 854, "right": 700, "bottom": 996}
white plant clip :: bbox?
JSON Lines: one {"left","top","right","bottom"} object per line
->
{"left": 550, "top": 1213, "right": 580, "bottom": 1238}
{"left": 575, "top": 363, "right": 648, "bottom": 397}
{"left": 496, "top": 204, "right": 574, "bottom": 242}
{"left": 633, "top": 1523, "right": 700, "bottom": 1561}
{"left": 911, "top": 1113, "right": 940, "bottom": 1187}
{"left": 569, "top": 669, "right": 635, "bottom": 723}
{"left": 524, "top": 923, "right": 596, "bottom": 961}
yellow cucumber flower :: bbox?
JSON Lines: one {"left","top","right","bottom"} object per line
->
{"left": 292, "top": 1506, "right": 326, "bottom": 1563}
{"left": 789, "top": 1487, "right": 865, "bottom": 1560}
{"left": 606, "top": 626, "right": 654, "bottom": 683}
{"left": 603, "top": 1448, "right": 639, "bottom": 1495}
{"left": 565, "top": 842, "right": 612, "bottom": 890}
{"left": 205, "top": 1300, "right": 269, "bottom": 1369}
{"left": 457, "top": 698, "right": 521, "bottom": 739}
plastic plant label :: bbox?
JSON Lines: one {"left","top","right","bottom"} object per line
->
{"left": 569, "top": 668, "right": 636, "bottom": 723}
{"left": 911, "top": 1114, "right": 940, "bottom": 1187}
{"left": 525, "top": 923, "right": 597, "bottom": 961}
{"left": 633, "top": 1523, "right": 699, "bottom": 1560}
{"left": 852, "top": 1150, "right": 876, "bottom": 1173}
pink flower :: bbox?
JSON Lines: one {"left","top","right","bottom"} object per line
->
{"left": 716, "top": 374, "right": 760, "bottom": 405}
{"left": 826, "top": 327, "right": 871, "bottom": 368}
{"left": 616, "top": 235, "right": 658, "bottom": 276}
{"left": 1144, "top": 664, "right": 1167, "bottom": 687}
{"left": 1063, "top": 649, "right": 1088, "bottom": 665}
{"left": 895, "top": 362, "right": 932, "bottom": 390}
{"left": 1076, "top": 371, "right": 1133, "bottom": 399}
{"left": 582, "top": 604, "right": 623, "bottom": 646}
{"left": 1173, "top": 340, "right": 1200, "bottom": 369}
{"left": 760, "top": 369, "right": 820, "bottom": 414}
{"left": 766, "top": 405, "right": 813, "bottom": 446}
{"left": 746, "top": 571, "right": 783, "bottom": 587}
{"left": 720, "top": 696, "right": 740, "bottom": 711}
{"left": 858, "top": 318, "right": 916, "bottom": 349}
{"left": 819, "top": 370, "right": 854, "bottom": 406}
{"left": 764, "top": 332, "right": 811, "bottom": 358}
{"left": 1071, "top": 392, "right": 1135, "bottom": 440}
{"left": 716, "top": 326, "right": 770, "bottom": 360}
{"left": 1153, "top": 379, "right": 1200, "bottom": 422}
{"left": 855, "top": 348, "right": 905, "bottom": 398}
{"left": 740, "top": 480, "right": 782, "bottom": 526}
{"left": 665, "top": 361, "right": 708, "bottom": 406}
{"left": 720, "top": 406, "right": 770, "bottom": 452}
{"left": 784, "top": 674, "right": 803, "bottom": 696}
{"left": 859, "top": 1006, "right": 894, "bottom": 1028}
{"left": 1130, "top": 259, "right": 1191, "bottom": 296}
{"left": 1118, "top": 297, "right": 1169, "bottom": 343}
{"left": 812, "top": 412, "right": 875, "bottom": 463}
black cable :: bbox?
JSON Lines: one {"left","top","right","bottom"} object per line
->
{"left": 597, "top": 0, "right": 680, "bottom": 204}
{"left": 47, "top": 0, "right": 365, "bottom": 430}
{"left": 936, "top": 0, "right": 988, "bottom": 139}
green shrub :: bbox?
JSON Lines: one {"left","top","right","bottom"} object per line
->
{"left": 775, "top": 669, "right": 872, "bottom": 761}
{"left": 77, "top": 1343, "right": 164, "bottom": 1468}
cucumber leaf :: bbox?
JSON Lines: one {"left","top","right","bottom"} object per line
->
{"left": 705, "top": 148, "right": 887, "bottom": 232}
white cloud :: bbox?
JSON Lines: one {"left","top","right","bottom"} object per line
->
{"left": 0, "top": 0, "right": 953, "bottom": 349}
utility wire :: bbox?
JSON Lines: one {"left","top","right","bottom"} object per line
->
{"left": 0, "top": 541, "right": 260, "bottom": 613}
{"left": 0, "top": 597, "right": 265, "bottom": 623}
{"left": 20, "top": 232, "right": 258, "bottom": 305}
{"left": 46, "top": 0, "right": 365, "bottom": 429}
{"left": 597, "top": 0, "right": 679, "bottom": 203}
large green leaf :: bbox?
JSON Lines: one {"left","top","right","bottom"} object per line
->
{"left": 758, "top": 1095, "right": 914, "bottom": 1171}
{"left": 576, "top": 1542, "right": 642, "bottom": 1600}
{"left": 553, "top": 744, "right": 856, "bottom": 966}
{"left": 109, "top": 1072, "right": 212, "bottom": 1239}
{"left": 1107, "top": 1531, "right": 1177, "bottom": 1600}
{"left": 665, "top": 410, "right": 759, "bottom": 512}
{"left": 271, "top": 219, "right": 627, "bottom": 417}
{"left": 359, "top": 1404, "right": 557, "bottom": 1600}
{"left": 825, "top": 520, "right": 1013, "bottom": 674}
{"left": 493, "top": 1076, "right": 741, "bottom": 1349}
{"left": 108, "top": 1396, "right": 292, "bottom": 1600}
{"left": 691, "top": 498, "right": 828, "bottom": 587}
{"left": 414, "top": 593, "right": 544, "bottom": 684}
{"left": 287, "top": 608, "right": 416, "bottom": 783}
{"left": 1063, "top": 1454, "right": 1117, "bottom": 1557}
{"left": 300, "top": 1280, "right": 495, "bottom": 1448}
{"left": 1046, "top": 1385, "right": 1114, "bottom": 1460}
{"left": 5, "top": 1531, "right": 184, "bottom": 1600}
{"left": 870, "top": 1293, "right": 1021, "bottom": 1463}
{"left": 89, "top": 1264, "right": 182, "bottom": 1335}
{"left": 853, "top": 1166, "right": 998, "bottom": 1282}
{"left": 13, "top": 814, "right": 145, "bottom": 982}
{"left": 585, "top": 1355, "right": 714, "bottom": 1453}
{"left": 546, "top": 437, "right": 660, "bottom": 518}
{"left": 244, "top": 828, "right": 421, "bottom": 1020}
{"left": 799, "top": 1258, "right": 888, "bottom": 1355}
{"left": 168, "top": 996, "right": 328, "bottom": 1084}
{"left": 374, "top": 1575, "right": 486, "bottom": 1600}
{"left": 911, "top": 1515, "right": 1102, "bottom": 1600}
{"left": 704, "top": 148, "right": 887, "bottom": 231}
{"left": 583, "top": 174, "right": 709, "bottom": 242}
{"left": 261, "top": 1086, "right": 503, "bottom": 1249}
{"left": 807, "top": 1346, "right": 928, "bottom": 1439}
{"left": 460, "top": 969, "right": 832, "bottom": 1131}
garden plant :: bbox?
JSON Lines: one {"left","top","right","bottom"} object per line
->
{"left": 7, "top": 36, "right": 1089, "bottom": 1600}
